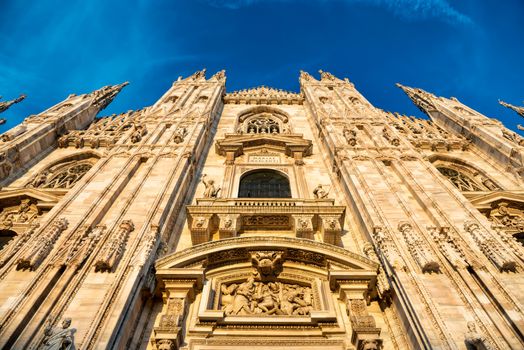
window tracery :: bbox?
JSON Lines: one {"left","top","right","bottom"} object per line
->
{"left": 238, "top": 170, "right": 291, "bottom": 198}
{"left": 236, "top": 107, "right": 291, "bottom": 135}
{"left": 437, "top": 167, "right": 483, "bottom": 192}
{"left": 246, "top": 116, "right": 280, "bottom": 134}
{"left": 28, "top": 158, "right": 96, "bottom": 189}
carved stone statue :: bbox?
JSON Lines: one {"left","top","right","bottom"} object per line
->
{"left": 40, "top": 317, "right": 75, "bottom": 350}
{"left": 313, "top": 184, "right": 329, "bottom": 199}
{"left": 464, "top": 321, "right": 496, "bottom": 350}
{"left": 173, "top": 127, "right": 187, "bottom": 144}
{"left": 202, "top": 174, "right": 220, "bottom": 198}
{"left": 251, "top": 251, "right": 283, "bottom": 277}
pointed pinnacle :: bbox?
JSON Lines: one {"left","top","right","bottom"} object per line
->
{"left": 0, "top": 94, "right": 27, "bottom": 114}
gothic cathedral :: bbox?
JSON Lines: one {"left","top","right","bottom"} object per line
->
{"left": 0, "top": 70, "right": 523, "bottom": 350}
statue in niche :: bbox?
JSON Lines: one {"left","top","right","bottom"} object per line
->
{"left": 313, "top": 184, "right": 329, "bottom": 199}
{"left": 464, "top": 321, "right": 495, "bottom": 350}
{"left": 173, "top": 127, "right": 187, "bottom": 144}
{"left": 40, "top": 317, "right": 75, "bottom": 350}
{"left": 343, "top": 125, "right": 357, "bottom": 146}
{"left": 130, "top": 125, "right": 146, "bottom": 143}
{"left": 201, "top": 174, "right": 221, "bottom": 198}
{"left": 221, "top": 278, "right": 312, "bottom": 316}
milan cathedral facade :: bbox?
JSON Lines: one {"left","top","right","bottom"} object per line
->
{"left": 0, "top": 70, "right": 523, "bottom": 350}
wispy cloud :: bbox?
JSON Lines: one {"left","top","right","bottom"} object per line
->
{"left": 204, "top": 0, "right": 472, "bottom": 25}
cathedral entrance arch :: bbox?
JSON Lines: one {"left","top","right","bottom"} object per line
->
{"left": 238, "top": 169, "right": 291, "bottom": 198}
{"left": 151, "top": 236, "right": 381, "bottom": 350}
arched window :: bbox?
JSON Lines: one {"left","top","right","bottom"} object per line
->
{"left": 437, "top": 167, "right": 483, "bottom": 191}
{"left": 29, "top": 157, "right": 97, "bottom": 189}
{"left": 246, "top": 116, "right": 280, "bottom": 134}
{"left": 0, "top": 229, "right": 16, "bottom": 250}
{"left": 238, "top": 170, "right": 291, "bottom": 198}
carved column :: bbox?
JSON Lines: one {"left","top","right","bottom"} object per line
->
{"left": 464, "top": 221, "right": 517, "bottom": 271}
{"left": 153, "top": 278, "right": 200, "bottom": 350}
{"left": 398, "top": 222, "right": 439, "bottom": 273}
{"left": 16, "top": 218, "right": 68, "bottom": 270}
{"left": 293, "top": 214, "right": 314, "bottom": 240}
{"left": 338, "top": 281, "right": 383, "bottom": 350}
{"left": 94, "top": 220, "right": 134, "bottom": 272}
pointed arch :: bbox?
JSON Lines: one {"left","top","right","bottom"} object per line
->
{"left": 27, "top": 151, "right": 101, "bottom": 190}
{"left": 428, "top": 154, "right": 502, "bottom": 191}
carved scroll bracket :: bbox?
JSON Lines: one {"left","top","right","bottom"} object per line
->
{"left": 153, "top": 270, "right": 204, "bottom": 350}
{"left": 336, "top": 279, "right": 383, "bottom": 350}
{"left": 217, "top": 214, "right": 240, "bottom": 239}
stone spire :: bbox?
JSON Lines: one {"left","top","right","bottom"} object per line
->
{"left": 499, "top": 100, "right": 524, "bottom": 118}
{"left": 89, "top": 82, "right": 128, "bottom": 111}
{"left": 0, "top": 94, "right": 26, "bottom": 114}
{"left": 396, "top": 83, "right": 439, "bottom": 114}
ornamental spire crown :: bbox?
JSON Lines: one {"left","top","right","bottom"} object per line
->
{"left": 0, "top": 94, "right": 26, "bottom": 114}
{"left": 499, "top": 100, "right": 524, "bottom": 118}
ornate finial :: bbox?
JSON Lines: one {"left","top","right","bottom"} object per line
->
{"left": 396, "top": 83, "right": 437, "bottom": 114}
{"left": 318, "top": 69, "right": 335, "bottom": 81}
{"left": 90, "top": 82, "right": 128, "bottom": 111}
{"left": 191, "top": 68, "right": 207, "bottom": 80}
{"left": 499, "top": 100, "right": 524, "bottom": 118}
{"left": 0, "top": 94, "right": 26, "bottom": 114}
{"left": 211, "top": 69, "right": 226, "bottom": 81}
{"left": 299, "top": 70, "right": 314, "bottom": 82}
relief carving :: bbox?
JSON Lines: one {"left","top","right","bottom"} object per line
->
{"left": 251, "top": 251, "right": 284, "bottom": 278}
{"left": 0, "top": 199, "right": 39, "bottom": 228}
{"left": 221, "top": 277, "right": 313, "bottom": 316}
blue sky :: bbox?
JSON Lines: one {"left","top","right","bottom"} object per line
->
{"left": 0, "top": 0, "right": 523, "bottom": 133}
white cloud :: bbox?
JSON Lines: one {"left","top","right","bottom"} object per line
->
{"left": 204, "top": 0, "right": 472, "bottom": 24}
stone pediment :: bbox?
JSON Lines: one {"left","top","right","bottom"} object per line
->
{"left": 224, "top": 86, "right": 303, "bottom": 105}
{"left": 156, "top": 236, "right": 377, "bottom": 273}
{"left": 215, "top": 133, "right": 313, "bottom": 164}
{"left": 467, "top": 191, "right": 524, "bottom": 210}
{"left": 0, "top": 188, "right": 61, "bottom": 208}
